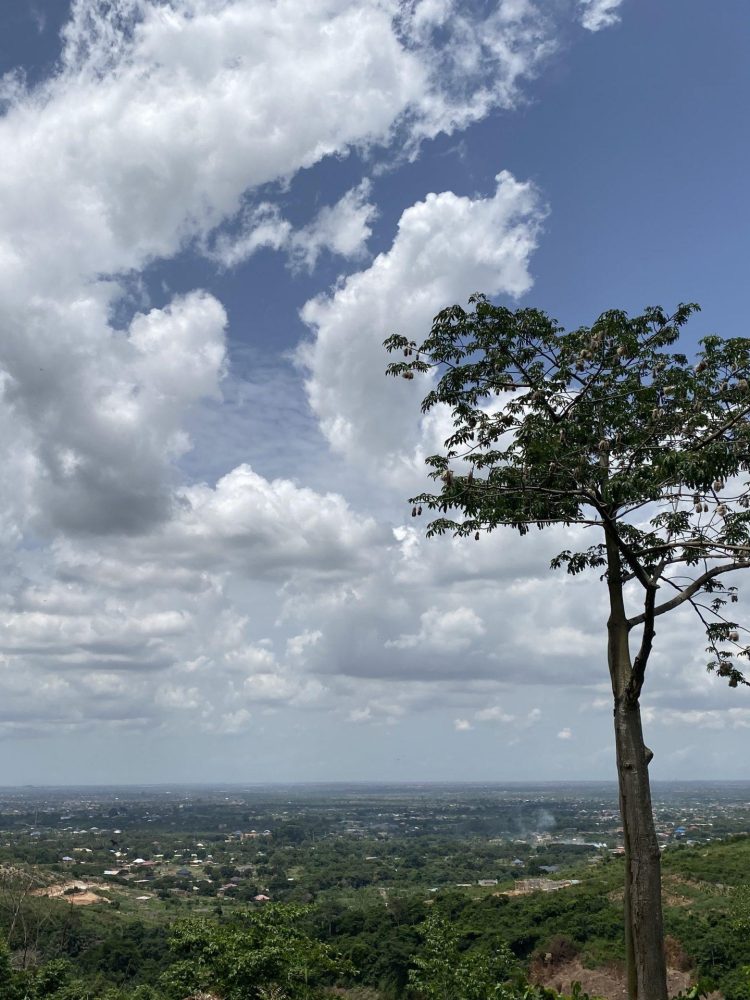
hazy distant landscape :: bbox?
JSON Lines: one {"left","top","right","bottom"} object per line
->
{"left": 1, "top": 782, "right": 749, "bottom": 997}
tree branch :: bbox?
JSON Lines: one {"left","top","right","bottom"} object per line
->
{"left": 627, "top": 584, "right": 656, "bottom": 703}
{"left": 689, "top": 403, "right": 750, "bottom": 452}
{"left": 628, "top": 561, "right": 747, "bottom": 627}
{"left": 592, "top": 501, "right": 653, "bottom": 590}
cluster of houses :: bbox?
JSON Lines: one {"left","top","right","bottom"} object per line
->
{"left": 507, "top": 877, "right": 582, "bottom": 895}
{"left": 47, "top": 827, "right": 276, "bottom": 903}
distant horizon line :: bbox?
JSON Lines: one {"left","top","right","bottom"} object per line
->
{"left": 1, "top": 778, "right": 749, "bottom": 790}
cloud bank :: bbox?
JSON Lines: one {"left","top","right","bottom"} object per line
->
{"left": 1, "top": 0, "right": 722, "bottom": 785}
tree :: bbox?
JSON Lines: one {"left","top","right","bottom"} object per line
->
{"left": 385, "top": 298, "right": 750, "bottom": 1000}
{"left": 0, "top": 865, "right": 56, "bottom": 971}
{"left": 0, "top": 938, "right": 17, "bottom": 1000}
{"left": 161, "top": 903, "right": 351, "bottom": 1000}
{"left": 409, "top": 911, "right": 516, "bottom": 1000}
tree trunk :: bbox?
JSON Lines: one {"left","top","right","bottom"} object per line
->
{"left": 613, "top": 693, "right": 668, "bottom": 1000}
{"left": 606, "top": 530, "right": 668, "bottom": 1000}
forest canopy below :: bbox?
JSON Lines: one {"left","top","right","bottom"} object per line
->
{"left": 0, "top": 784, "right": 749, "bottom": 1000}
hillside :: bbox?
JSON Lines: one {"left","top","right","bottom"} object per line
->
{"left": 1, "top": 834, "right": 749, "bottom": 998}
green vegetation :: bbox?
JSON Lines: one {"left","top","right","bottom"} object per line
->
{"left": 0, "top": 786, "right": 749, "bottom": 998}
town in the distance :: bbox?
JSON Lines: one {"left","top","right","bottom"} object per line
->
{"left": 4, "top": 782, "right": 749, "bottom": 903}
{"left": 2, "top": 782, "right": 750, "bottom": 998}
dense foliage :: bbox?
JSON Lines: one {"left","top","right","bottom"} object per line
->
{"left": 2, "top": 787, "right": 750, "bottom": 999}
{"left": 2, "top": 838, "right": 750, "bottom": 998}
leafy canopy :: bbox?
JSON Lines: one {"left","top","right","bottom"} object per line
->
{"left": 408, "top": 911, "right": 597, "bottom": 1000}
{"left": 385, "top": 297, "right": 750, "bottom": 690}
{"left": 162, "top": 903, "right": 349, "bottom": 1000}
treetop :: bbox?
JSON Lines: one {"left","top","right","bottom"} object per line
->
{"left": 385, "top": 297, "right": 750, "bottom": 688}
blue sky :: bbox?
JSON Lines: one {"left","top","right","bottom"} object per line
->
{"left": 0, "top": 0, "right": 747, "bottom": 784}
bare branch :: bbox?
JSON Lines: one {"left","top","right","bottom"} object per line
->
{"left": 628, "top": 561, "right": 747, "bottom": 627}
{"left": 627, "top": 585, "right": 656, "bottom": 703}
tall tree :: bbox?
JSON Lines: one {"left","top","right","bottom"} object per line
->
{"left": 385, "top": 298, "right": 750, "bottom": 1000}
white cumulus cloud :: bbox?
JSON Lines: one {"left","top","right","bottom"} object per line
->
{"left": 211, "top": 183, "right": 377, "bottom": 272}
{"left": 387, "top": 606, "right": 486, "bottom": 653}
{"left": 0, "top": 0, "right": 554, "bottom": 540}
{"left": 0, "top": 0, "right": 651, "bottom": 758}
{"left": 298, "top": 171, "right": 545, "bottom": 481}
{"left": 578, "top": 0, "right": 625, "bottom": 31}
